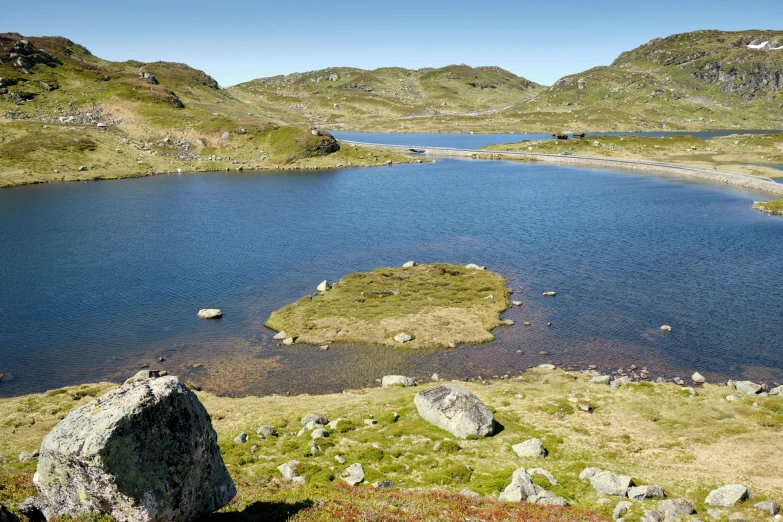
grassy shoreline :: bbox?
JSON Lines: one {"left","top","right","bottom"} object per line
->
{"left": 1, "top": 368, "right": 781, "bottom": 521}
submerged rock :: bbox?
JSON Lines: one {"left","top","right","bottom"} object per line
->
{"left": 414, "top": 385, "right": 495, "bottom": 439}
{"left": 29, "top": 371, "right": 235, "bottom": 522}
{"left": 197, "top": 308, "right": 222, "bottom": 319}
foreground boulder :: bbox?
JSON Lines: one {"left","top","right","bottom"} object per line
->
{"left": 706, "top": 484, "right": 751, "bottom": 507}
{"left": 414, "top": 385, "right": 495, "bottom": 439}
{"left": 28, "top": 371, "right": 235, "bottom": 522}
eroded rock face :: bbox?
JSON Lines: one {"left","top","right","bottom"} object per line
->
{"left": 414, "top": 385, "right": 495, "bottom": 439}
{"left": 30, "top": 371, "right": 235, "bottom": 522}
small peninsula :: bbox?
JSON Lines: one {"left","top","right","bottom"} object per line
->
{"left": 265, "top": 263, "right": 510, "bottom": 348}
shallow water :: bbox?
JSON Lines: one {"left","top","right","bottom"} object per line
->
{"left": 1, "top": 159, "right": 783, "bottom": 397}
{"left": 331, "top": 130, "right": 781, "bottom": 150}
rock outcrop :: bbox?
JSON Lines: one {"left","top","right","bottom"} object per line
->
{"left": 27, "top": 371, "right": 235, "bottom": 522}
{"left": 414, "top": 385, "right": 495, "bottom": 439}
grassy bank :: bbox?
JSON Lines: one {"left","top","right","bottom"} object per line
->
{"left": 753, "top": 199, "right": 783, "bottom": 216}
{"left": 1, "top": 368, "right": 781, "bottom": 520}
{"left": 265, "top": 264, "right": 510, "bottom": 348}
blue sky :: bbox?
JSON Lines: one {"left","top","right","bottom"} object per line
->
{"left": 3, "top": 0, "right": 782, "bottom": 87}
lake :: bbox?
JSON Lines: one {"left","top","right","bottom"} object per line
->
{"left": 331, "top": 130, "right": 781, "bottom": 150}
{"left": 1, "top": 158, "right": 782, "bottom": 397}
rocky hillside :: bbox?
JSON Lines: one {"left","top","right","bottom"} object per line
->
{"left": 228, "top": 65, "right": 542, "bottom": 126}
{"left": 0, "top": 33, "right": 351, "bottom": 186}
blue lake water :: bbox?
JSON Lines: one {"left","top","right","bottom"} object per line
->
{"left": 1, "top": 159, "right": 783, "bottom": 397}
{"left": 331, "top": 130, "right": 781, "bottom": 150}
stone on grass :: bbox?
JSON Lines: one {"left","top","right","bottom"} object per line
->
{"left": 728, "top": 515, "right": 745, "bottom": 522}
{"left": 465, "top": 264, "right": 486, "bottom": 270}
{"left": 301, "top": 414, "right": 329, "bottom": 426}
{"left": 461, "top": 489, "right": 480, "bottom": 498}
{"left": 335, "top": 455, "right": 346, "bottom": 464}
{"left": 197, "top": 308, "right": 222, "bottom": 319}
{"left": 707, "top": 508, "right": 723, "bottom": 520}
{"left": 311, "top": 429, "right": 329, "bottom": 439}
{"left": 28, "top": 371, "right": 235, "bottom": 522}
{"left": 372, "top": 481, "right": 393, "bottom": 488}
{"left": 692, "top": 372, "right": 706, "bottom": 384}
{"left": 579, "top": 467, "right": 602, "bottom": 480}
{"left": 18, "top": 451, "right": 39, "bottom": 463}
{"left": 589, "top": 470, "right": 634, "bottom": 497}
{"left": 234, "top": 432, "right": 248, "bottom": 444}
{"left": 706, "top": 485, "right": 751, "bottom": 507}
{"left": 769, "top": 385, "right": 782, "bottom": 396}
{"left": 528, "top": 468, "right": 559, "bottom": 486}
{"left": 657, "top": 499, "right": 695, "bottom": 519}
{"left": 725, "top": 394, "right": 740, "bottom": 402}
{"left": 291, "top": 476, "right": 306, "bottom": 486}
{"left": 591, "top": 375, "right": 612, "bottom": 385}
{"left": 614, "top": 501, "right": 633, "bottom": 521}
{"left": 341, "top": 463, "right": 364, "bottom": 486}
{"left": 382, "top": 375, "right": 416, "bottom": 387}
{"left": 733, "top": 381, "right": 762, "bottom": 395}
{"left": 257, "top": 425, "right": 277, "bottom": 438}
{"left": 278, "top": 460, "right": 302, "bottom": 481}
{"left": 611, "top": 376, "right": 632, "bottom": 388}
{"left": 755, "top": 500, "right": 780, "bottom": 515}
{"left": 512, "top": 438, "right": 547, "bottom": 458}
{"left": 643, "top": 510, "right": 664, "bottom": 522}
{"left": 316, "top": 280, "right": 331, "bottom": 293}
{"left": 498, "top": 468, "right": 541, "bottom": 502}
{"left": 394, "top": 333, "right": 413, "bottom": 343}
{"left": 628, "top": 485, "right": 666, "bottom": 501}
{"left": 282, "top": 338, "right": 294, "bottom": 346}
{"left": 402, "top": 261, "right": 416, "bottom": 268}
{"left": 414, "top": 385, "right": 495, "bottom": 439}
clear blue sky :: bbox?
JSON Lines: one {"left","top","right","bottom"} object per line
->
{"left": 3, "top": 0, "right": 782, "bottom": 87}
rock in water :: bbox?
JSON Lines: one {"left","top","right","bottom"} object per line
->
{"left": 414, "top": 385, "right": 495, "bottom": 439}
{"left": 317, "top": 280, "right": 331, "bottom": 293}
{"left": 197, "top": 308, "right": 222, "bottom": 319}
{"left": 30, "top": 371, "right": 235, "bottom": 522}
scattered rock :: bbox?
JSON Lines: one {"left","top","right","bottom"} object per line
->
{"left": 282, "top": 338, "right": 294, "bottom": 346}
{"left": 431, "top": 373, "right": 440, "bottom": 381}
{"left": 643, "top": 510, "right": 664, "bottom": 522}
{"left": 272, "top": 331, "right": 287, "bottom": 340}
{"left": 728, "top": 515, "right": 745, "bottom": 522}
{"left": 197, "top": 308, "right": 222, "bottom": 319}
{"left": 402, "top": 261, "right": 417, "bottom": 268}
{"left": 707, "top": 508, "right": 723, "bottom": 520}
{"left": 770, "top": 385, "right": 782, "bottom": 395}
{"left": 733, "top": 381, "right": 762, "bottom": 395}
{"left": 291, "top": 476, "right": 306, "bottom": 486}
{"left": 591, "top": 375, "right": 612, "bottom": 385}
{"left": 78, "top": 166, "right": 88, "bottom": 172}
{"left": 611, "top": 376, "right": 632, "bottom": 388}
{"left": 382, "top": 375, "right": 416, "bottom": 387}
{"left": 465, "top": 264, "right": 486, "bottom": 270}
{"left": 317, "top": 280, "right": 332, "bottom": 293}
{"left": 234, "top": 433, "right": 248, "bottom": 444}
{"left": 341, "top": 463, "right": 365, "bottom": 486}
{"left": 628, "top": 485, "right": 666, "bottom": 501}
{"left": 588, "top": 470, "right": 634, "bottom": 497}
{"left": 542, "top": 292, "right": 557, "bottom": 297}
{"left": 335, "top": 455, "right": 346, "bottom": 464}
{"left": 692, "top": 372, "right": 706, "bottom": 384}
{"left": 658, "top": 499, "right": 695, "bottom": 520}
{"left": 660, "top": 325, "right": 672, "bottom": 332}
{"left": 301, "top": 414, "right": 329, "bottom": 426}
{"left": 511, "top": 301, "right": 522, "bottom": 306}
{"left": 18, "top": 451, "right": 39, "bottom": 463}
{"left": 498, "top": 468, "right": 542, "bottom": 502}
{"left": 311, "top": 428, "right": 329, "bottom": 439}
{"left": 393, "top": 333, "right": 413, "bottom": 343}
{"left": 414, "top": 385, "right": 495, "bottom": 439}
{"left": 538, "top": 364, "right": 555, "bottom": 370}
{"left": 706, "top": 485, "right": 751, "bottom": 507}
{"left": 579, "top": 467, "right": 602, "bottom": 480}
{"left": 372, "top": 481, "right": 393, "bottom": 488}
{"left": 614, "top": 501, "right": 633, "bottom": 521}
{"left": 527, "top": 468, "right": 559, "bottom": 486}
{"left": 725, "top": 394, "right": 740, "bottom": 402}
{"left": 364, "top": 419, "right": 378, "bottom": 426}
{"left": 755, "top": 500, "right": 780, "bottom": 515}
{"left": 257, "top": 425, "right": 277, "bottom": 438}
{"left": 512, "top": 438, "right": 547, "bottom": 458}
{"left": 460, "top": 489, "right": 480, "bottom": 498}
{"left": 250, "top": 445, "right": 258, "bottom": 454}
{"left": 30, "top": 371, "right": 235, "bottom": 521}
{"left": 278, "top": 460, "right": 303, "bottom": 481}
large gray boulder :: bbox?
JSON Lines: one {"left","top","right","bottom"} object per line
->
{"left": 732, "top": 381, "right": 762, "bottom": 395}
{"left": 706, "top": 485, "right": 751, "bottom": 507}
{"left": 589, "top": 470, "right": 634, "bottom": 497}
{"left": 512, "top": 438, "right": 547, "bottom": 458}
{"left": 628, "top": 485, "right": 666, "bottom": 501}
{"left": 498, "top": 468, "right": 568, "bottom": 506}
{"left": 414, "top": 385, "right": 495, "bottom": 439}
{"left": 657, "top": 499, "right": 695, "bottom": 520}
{"left": 28, "top": 371, "right": 235, "bottom": 522}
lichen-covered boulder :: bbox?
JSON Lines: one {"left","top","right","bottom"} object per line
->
{"left": 29, "top": 371, "right": 235, "bottom": 522}
{"left": 414, "top": 385, "right": 495, "bottom": 439}
{"left": 706, "top": 484, "right": 751, "bottom": 507}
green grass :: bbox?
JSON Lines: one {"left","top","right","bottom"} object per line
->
{"left": 753, "top": 199, "right": 783, "bottom": 215}
{"left": 265, "top": 263, "right": 511, "bottom": 348}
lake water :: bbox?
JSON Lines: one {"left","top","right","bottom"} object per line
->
{"left": 331, "top": 130, "right": 781, "bottom": 150}
{"left": 2, "top": 159, "right": 783, "bottom": 397}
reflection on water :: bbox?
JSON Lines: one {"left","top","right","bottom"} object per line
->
{"left": 1, "top": 159, "right": 783, "bottom": 397}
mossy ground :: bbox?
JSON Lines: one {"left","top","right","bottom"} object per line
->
{"left": 752, "top": 199, "right": 783, "bottom": 215}
{"left": 265, "top": 264, "right": 511, "bottom": 348}
{"left": 1, "top": 369, "right": 782, "bottom": 520}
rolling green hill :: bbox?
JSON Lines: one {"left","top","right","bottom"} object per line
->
{"left": 228, "top": 65, "right": 542, "bottom": 128}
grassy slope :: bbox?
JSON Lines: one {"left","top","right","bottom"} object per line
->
{"left": 279, "top": 30, "right": 783, "bottom": 134}
{"left": 482, "top": 133, "right": 783, "bottom": 178}
{"left": 1, "top": 369, "right": 782, "bottom": 521}
{"left": 0, "top": 33, "right": 418, "bottom": 187}
{"left": 228, "top": 65, "right": 542, "bottom": 126}
{"left": 265, "top": 264, "right": 510, "bottom": 348}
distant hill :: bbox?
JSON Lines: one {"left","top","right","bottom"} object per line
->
{"left": 228, "top": 65, "right": 542, "bottom": 126}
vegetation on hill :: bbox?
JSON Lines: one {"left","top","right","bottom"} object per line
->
{"left": 1, "top": 368, "right": 781, "bottom": 520}
{"left": 265, "top": 264, "right": 510, "bottom": 348}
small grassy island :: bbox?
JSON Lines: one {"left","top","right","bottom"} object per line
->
{"left": 265, "top": 263, "right": 510, "bottom": 348}
{"left": 753, "top": 199, "right": 783, "bottom": 216}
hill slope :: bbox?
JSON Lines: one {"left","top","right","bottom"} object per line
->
{"left": 0, "top": 33, "right": 395, "bottom": 186}
{"left": 228, "top": 65, "right": 542, "bottom": 127}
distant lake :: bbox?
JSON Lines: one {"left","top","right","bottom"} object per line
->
{"left": 1, "top": 159, "right": 783, "bottom": 397}
{"left": 331, "top": 130, "right": 781, "bottom": 149}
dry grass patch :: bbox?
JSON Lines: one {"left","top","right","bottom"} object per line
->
{"left": 265, "top": 264, "right": 510, "bottom": 348}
